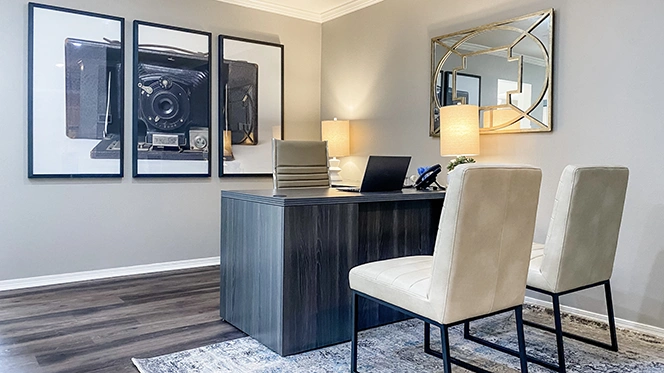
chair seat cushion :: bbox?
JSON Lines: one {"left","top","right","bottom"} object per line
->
{"left": 349, "top": 256, "right": 437, "bottom": 322}
{"left": 527, "top": 242, "right": 554, "bottom": 292}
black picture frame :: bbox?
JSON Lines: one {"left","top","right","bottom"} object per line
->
{"left": 28, "top": 3, "right": 125, "bottom": 178}
{"left": 219, "top": 35, "right": 284, "bottom": 177}
{"left": 443, "top": 71, "right": 481, "bottom": 107}
{"left": 132, "top": 21, "right": 212, "bottom": 178}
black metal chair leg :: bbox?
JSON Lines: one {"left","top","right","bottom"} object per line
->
{"left": 351, "top": 292, "right": 359, "bottom": 372}
{"left": 604, "top": 281, "right": 619, "bottom": 351}
{"left": 552, "top": 295, "right": 567, "bottom": 373}
{"left": 424, "top": 322, "right": 431, "bottom": 352}
{"left": 515, "top": 306, "right": 529, "bottom": 373}
{"left": 356, "top": 292, "right": 533, "bottom": 373}
{"left": 464, "top": 321, "right": 470, "bottom": 338}
{"left": 440, "top": 325, "right": 452, "bottom": 373}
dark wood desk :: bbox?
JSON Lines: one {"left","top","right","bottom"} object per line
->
{"left": 220, "top": 188, "right": 445, "bottom": 356}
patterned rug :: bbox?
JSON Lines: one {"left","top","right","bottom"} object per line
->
{"left": 132, "top": 305, "right": 664, "bottom": 372}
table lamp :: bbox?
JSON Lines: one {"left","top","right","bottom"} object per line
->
{"left": 439, "top": 104, "right": 480, "bottom": 172}
{"left": 321, "top": 118, "right": 350, "bottom": 183}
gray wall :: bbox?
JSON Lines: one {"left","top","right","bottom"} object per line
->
{"left": 0, "top": 0, "right": 321, "bottom": 280}
{"left": 322, "top": 0, "right": 664, "bottom": 328}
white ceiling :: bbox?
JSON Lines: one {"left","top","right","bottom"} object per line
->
{"left": 216, "top": 0, "right": 383, "bottom": 23}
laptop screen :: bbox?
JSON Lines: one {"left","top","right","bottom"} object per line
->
{"left": 358, "top": 156, "right": 411, "bottom": 192}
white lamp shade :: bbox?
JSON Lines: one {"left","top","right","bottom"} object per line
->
{"left": 321, "top": 120, "right": 350, "bottom": 157}
{"left": 439, "top": 104, "right": 480, "bottom": 156}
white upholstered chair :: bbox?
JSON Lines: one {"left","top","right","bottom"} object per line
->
{"left": 272, "top": 139, "right": 330, "bottom": 189}
{"left": 466, "top": 165, "right": 629, "bottom": 373}
{"left": 349, "top": 164, "right": 542, "bottom": 373}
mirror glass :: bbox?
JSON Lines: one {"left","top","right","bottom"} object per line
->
{"left": 431, "top": 9, "right": 553, "bottom": 135}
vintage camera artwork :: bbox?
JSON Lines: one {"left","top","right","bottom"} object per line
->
{"left": 64, "top": 38, "right": 123, "bottom": 159}
{"left": 136, "top": 47, "right": 210, "bottom": 160}
{"left": 225, "top": 60, "right": 258, "bottom": 145}
{"left": 221, "top": 59, "right": 258, "bottom": 161}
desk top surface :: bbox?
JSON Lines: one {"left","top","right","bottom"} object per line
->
{"left": 221, "top": 188, "right": 446, "bottom": 207}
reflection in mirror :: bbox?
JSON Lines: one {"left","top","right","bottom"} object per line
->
{"left": 133, "top": 22, "right": 211, "bottom": 177}
{"left": 28, "top": 4, "right": 124, "bottom": 177}
{"left": 219, "top": 36, "right": 284, "bottom": 177}
{"left": 431, "top": 9, "right": 553, "bottom": 135}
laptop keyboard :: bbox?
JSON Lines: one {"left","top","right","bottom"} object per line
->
{"left": 336, "top": 186, "right": 361, "bottom": 192}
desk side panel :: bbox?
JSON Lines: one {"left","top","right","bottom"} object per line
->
{"left": 220, "top": 197, "right": 284, "bottom": 354}
{"left": 280, "top": 199, "right": 443, "bottom": 354}
{"left": 282, "top": 203, "right": 359, "bottom": 355}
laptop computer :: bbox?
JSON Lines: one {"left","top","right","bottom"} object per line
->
{"left": 336, "top": 155, "right": 411, "bottom": 193}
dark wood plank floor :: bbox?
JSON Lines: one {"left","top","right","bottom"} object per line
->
{"left": 0, "top": 266, "right": 244, "bottom": 373}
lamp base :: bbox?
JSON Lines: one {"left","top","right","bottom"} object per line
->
{"left": 329, "top": 157, "right": 342, "bottom": 183}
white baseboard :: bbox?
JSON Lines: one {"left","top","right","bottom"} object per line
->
{"left": 525, "top": 296, "right": 664, "bottom": 340}
{"left": 0, "top": 257, "right": 220, "bottom": 292}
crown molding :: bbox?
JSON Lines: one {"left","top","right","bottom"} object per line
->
{"left": 216, "top": 0, "right": 383, "bottom": 23}
{"left": 321, "top": 0, "right": 383, "bottom": 23}
{"left": 218, "top": 0, "right": 320, "bottom": 22}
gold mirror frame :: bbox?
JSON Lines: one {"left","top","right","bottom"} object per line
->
{"left": 430, "top": 9, "right": 554, "bottom": 136}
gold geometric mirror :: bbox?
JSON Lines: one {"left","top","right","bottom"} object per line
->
{"left": 431, "top": 9, "right": 554, "bottom": 136}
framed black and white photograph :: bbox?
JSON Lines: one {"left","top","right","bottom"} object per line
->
{"left": 132, "top": 21, "right": 211, "bottom": 177}
{"left": 28, "top": 3, "right": 125, "bottom": 178}
{"left": 219, "top": 35, "right": 284, "bottom": 176}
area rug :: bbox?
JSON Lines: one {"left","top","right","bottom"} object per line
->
{"left": 132, "top": 305, "right": 664, "bottom": 372}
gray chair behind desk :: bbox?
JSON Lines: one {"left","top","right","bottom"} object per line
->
{"left": 272, "top": 139, "right": 330, "bottom": 189}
